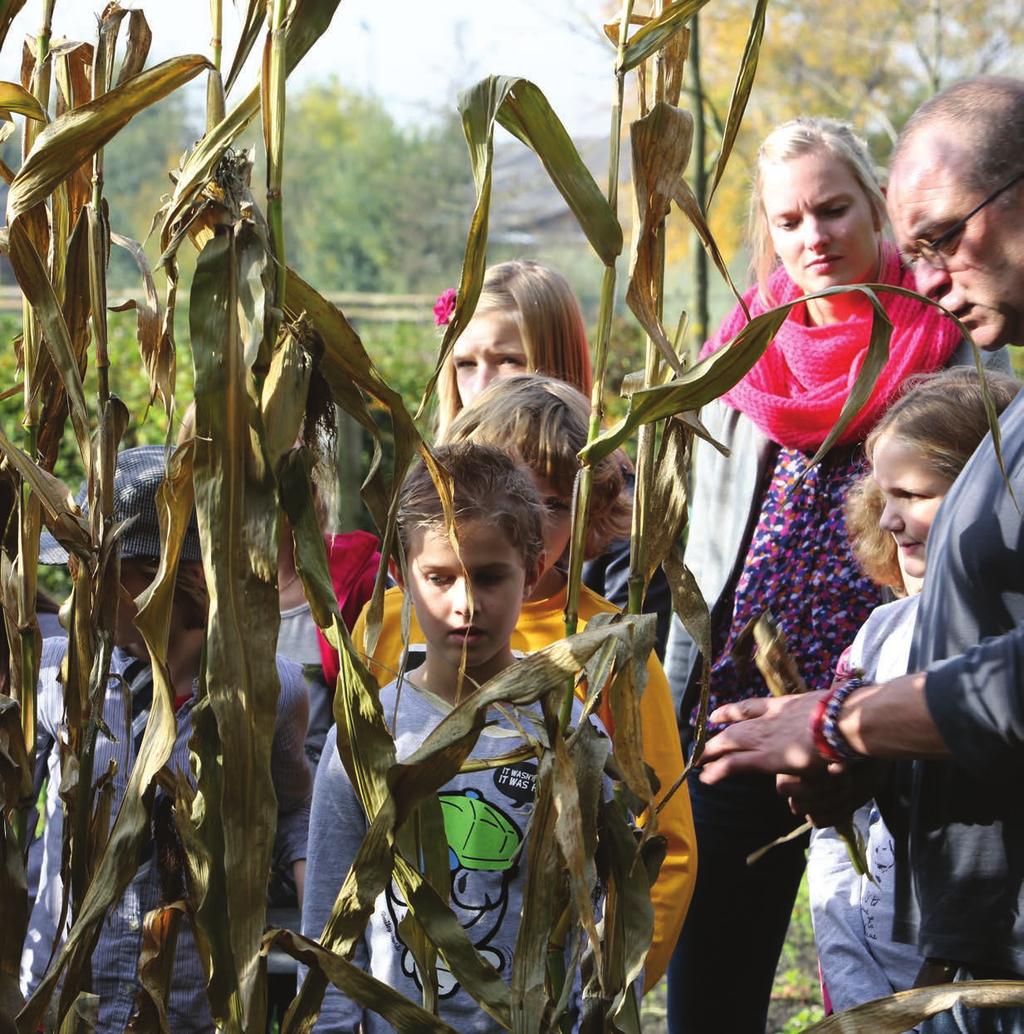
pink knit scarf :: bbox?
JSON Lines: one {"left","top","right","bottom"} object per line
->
{"left": 701, "top": 244, "right": 963, "bottom": 450}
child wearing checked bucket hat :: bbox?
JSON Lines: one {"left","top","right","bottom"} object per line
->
{"left": 22, "top": 444, "right": 311, "bottom": 1033}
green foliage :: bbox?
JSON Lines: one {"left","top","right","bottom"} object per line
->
{"left": 283, "top": 80, "right": 475, "bottom": 292}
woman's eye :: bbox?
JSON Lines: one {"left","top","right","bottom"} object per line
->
{"left": 777, "top": 219, "right": 798, "bottom": 231}
{"left": 824, "top": 205, "right": 848, "bottom": 218}
{"left": 500, "top": 356, "right": 526, "bottom": 367}
{"left": 426, "top": 574, "right": 454, "bottom": 586}
{"left": 454, "top": 359, "right": 476, "bottom": 371}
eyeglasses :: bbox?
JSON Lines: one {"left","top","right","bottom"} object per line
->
{"left": 903, "top": 168, "right": 1024, "bottom": 270}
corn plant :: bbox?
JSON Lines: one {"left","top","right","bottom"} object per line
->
{"left": 0, "top": 1, "right": 1018, "bottom": 1033}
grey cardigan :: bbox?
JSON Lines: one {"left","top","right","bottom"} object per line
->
{"left": 663, "top": 338, "right": 1007, "bottom": 717}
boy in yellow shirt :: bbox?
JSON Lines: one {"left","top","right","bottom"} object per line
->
{"left": 351, "top": 374, "right": 696, "bottom": 989}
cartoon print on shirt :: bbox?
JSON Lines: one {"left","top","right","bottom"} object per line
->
{"left": 384, "top": 783, "right": 526, "bottom": 997}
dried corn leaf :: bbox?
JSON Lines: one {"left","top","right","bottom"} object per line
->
{"left": 0, "top": 426, "right": 89, "bottom": 561}
{"left": 420, "top": 74, "right": 620, "bottom": 422}
{"left": 7, "top": 223, "right": 91, "bottom": 468}
{"left": 160, "top": 0, "right": 341, "bottom": 249}
{"left": 511, "top": 751, "right": 559, "bottom": 1034}
{"left": 225, "top": 0, "right": 266, "bottom": 95}
{"left": 705, "top": 0, "right": 767, "bottom": 207}
{"left": 618, "top": 0, "right": 713, "bottom": 74}
{"left": 8, "top": 55, "right": 208, "bottom": 226}
{"left": 551, "top": 726, "right": 603, "bottom": 976}
{"left": 116, "top": 9, "right": 153, "bottom": 87}
{"left": 19, "top": 440, "right": 193, "bottom": 1031}
{"left": 804, "top": 980, "right": 1024, "bottom": 1033}
{"left": 627, "top": 103, "right": 692, "bottom": 379}
{"left": 0, "top": 81, "right": 45, "bottom": 122}
{"left": 0, "top": 814, "right": 27, "bottom": 1033}
{"left": 128, "top": 901, "right": 185, "bottom": 1034}
{"left": 672, "top": 176, "right": 747, "bottom": 313}
{"left": 663, "top": 552, "right": 711, "bottom": 767}
{"left": 0, "top": 2, "right": 27, "bottom": 53}
{"left": 189, "top": 226, "right": 282, "bottom": 1029}
{"left": 52, "top": 41, "right": 94, "bottom": 115}
{"left": 55, "top": 993, "right": 98, "bottom": 1034}
{"left": 267, "top": 929, "right": 458, "bottom": 1034}
{"left": 109, "top": 233, "right": 166, "bottom": 414}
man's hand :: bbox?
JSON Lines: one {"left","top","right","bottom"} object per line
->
{"left": 697, "top": 692, "right": 829, "bottom": 782}
{"left": 777, "top": 764, "right": 878, "bottom": 828}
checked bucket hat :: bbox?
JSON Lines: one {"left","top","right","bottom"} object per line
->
{"left": 38, "top": 445, "right": 202, "bottom": 566}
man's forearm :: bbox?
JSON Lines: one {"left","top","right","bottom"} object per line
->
{"left": 839, "top": 673, "right": 950, "bottom": 760}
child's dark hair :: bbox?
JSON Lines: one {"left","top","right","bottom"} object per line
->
{"left": 847, "top": 367, "right": 1020, "bottom": 589}
{"left": 442, "top": 374, "right": 631, "bottom": 557}
{"left": 398, "top": 442, "right": 544, "bottom": 573}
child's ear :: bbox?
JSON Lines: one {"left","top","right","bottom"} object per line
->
{"left": 523, "top": 552, "right": 545, "bottom": 599}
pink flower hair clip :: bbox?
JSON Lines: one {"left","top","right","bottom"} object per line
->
{"left": 433, "top": 287, "right": 457, "bottom": 328}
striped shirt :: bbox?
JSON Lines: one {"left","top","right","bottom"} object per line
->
{"left": 21, "top": 638, "right": 311, "bottom": 1033}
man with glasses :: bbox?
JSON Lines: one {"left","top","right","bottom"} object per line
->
{"left": 699, "top": 76, "right": 1024, "bottom": 1033}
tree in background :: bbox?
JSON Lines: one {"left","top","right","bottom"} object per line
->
{"left": 283, "top": 80, "right": 474, "bottom": 293}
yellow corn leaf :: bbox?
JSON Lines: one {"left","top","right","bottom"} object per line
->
{"left": 804, "top": 981, "right": 1024, "bottom": 1032}
{"left": 0, "top": 80, "right": 45, "bottom": 122}
{"left": 8, "top": 55, "right": 208, "bottom": 226}
{"left": 618, "top": 0, "right": 713, "bottom": 74}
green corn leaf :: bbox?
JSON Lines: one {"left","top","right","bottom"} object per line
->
{"left": 705, "top": 0, "right": 768, "bottom": 207}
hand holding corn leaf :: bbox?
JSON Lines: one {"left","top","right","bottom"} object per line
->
{"left": 740, "top": 611, "right": 873, "bottom": 881}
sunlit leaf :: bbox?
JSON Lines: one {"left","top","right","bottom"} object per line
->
{"left": 618, "top": 0, "right": 713, "bottom": 73}
{"left": 804, "top": 981, "right": 1024, "bottom": 1032}
{"left": 8, "top": 55, "right": 209, "bottom": 225}
{"left": 0, "top": 80, "right": 45, "bottom": 122}
{"left": 705, "top": 0, "right": 767, "bottom": 207}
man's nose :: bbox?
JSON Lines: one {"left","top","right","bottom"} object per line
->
{"left": 913, "top": 261, "right": 952, "bottom": 302}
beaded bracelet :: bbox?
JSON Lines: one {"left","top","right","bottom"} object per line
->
{"left": 809, "top": 692, "right": 845, "bottom": 764}
{"left": 822, "top": 677, "right": 867, "bottom": 760}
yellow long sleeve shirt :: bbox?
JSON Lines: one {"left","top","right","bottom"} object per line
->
{"left": 350, "top": 581, "right": 696, "bottom": 988}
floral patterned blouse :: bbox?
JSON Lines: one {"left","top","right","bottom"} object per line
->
{"left": 696, "top": 445, "right": 881, "bottom": 732}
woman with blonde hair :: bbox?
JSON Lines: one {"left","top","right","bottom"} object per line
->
{"left": 662, "top": 116, "right": 992, "bottom": 1033}
{"left": 435, "top": 260, "right": 592, "bottom": 437}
